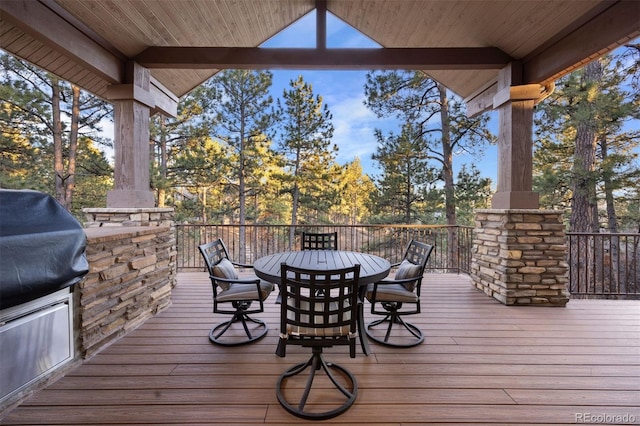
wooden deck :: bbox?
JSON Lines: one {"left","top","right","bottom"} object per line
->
{"left": 2, "top": 272, "right": 639, "bottom": 425}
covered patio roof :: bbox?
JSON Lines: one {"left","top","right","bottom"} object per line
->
{"left": 1, "top": 0, "right": 639, "bottom": 211}
{"left": 1, "top": 0, "right": 638, "bottom": 116}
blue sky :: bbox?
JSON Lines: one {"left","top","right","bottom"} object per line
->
{"left": 260, "top": 10, "right": 500, "bottom": 184}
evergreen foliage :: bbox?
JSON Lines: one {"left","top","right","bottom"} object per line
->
{"left": 0, "top": 53, "right": 112, "bottom": 218}
{"left": 2, "top": 47, "right": 638, "bottom": 231}
{"left": 534, "top": 48, "right": 640, "bottom": 232}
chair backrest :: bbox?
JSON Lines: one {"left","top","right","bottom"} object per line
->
{"left": 401, "top": 239, "right": 434, "bottom": 276}
{"left": 301, "top": 231, "right": 338, "bottom": 250}
{"left": 198, "top": 238, "right": 230, "bottom": 273}
{"left": 279, "top": 263, "right": 360, "bottom": 355}
{"left": 392, "top": 240, "right": 433, "bottom": 292}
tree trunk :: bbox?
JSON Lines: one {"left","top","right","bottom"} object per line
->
{"left": 404, "top": 167, "right": 412, "bottom": 222}
{"left": 438, "top": 84, "right": 458, "bottom": 271}
{"left": 238, "top": 126, "right": 247, "bottom": 263}
{"left": 52, "top": 82, "right": 79, "bottom": 212}
{"left": 601, "top": 135, "right": 622, "bottom": 293}
{"left": 290, "top": 183, "right": 299, "bottom": 250}
{"left": 570, "top": 60, "right": 602, "bottom": 233}
{"left": 158, "top": 116, "right": 168, "bottom": 207}
{"left": 289, "top": 146, "right": 302, "bottom": 249}
{"left": 570, "top": 59, "right": 603, "bottom": 294}
{"left": 63, "top": 85, "right": 80, "bottom": 211}
{"left": 201, "top": 187, "right": 208, "bottom": 224}
{"left": 601, "top": 136, "right": 618, "bottom": 233}
{"left": 52, "top": 78, "right": 66, "bottom": 207}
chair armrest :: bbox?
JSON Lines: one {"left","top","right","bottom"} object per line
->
{"left": 369, "top": 277, "right": 423, "bottom": 296}
{"left": 374, "top": 277, "right": 420, "bottom": 286}
{"left": 209, "top": 275, "right": 271, "bottom": 303}
{"left": 231, "top": 261, "right": 254, "bottom": 269}
{"left": 209, "top": 275, "right": 261, "bottom": 285}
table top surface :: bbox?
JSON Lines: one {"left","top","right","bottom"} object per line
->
{"left": 253, "top": 250, "right": 391, "bottom": 285}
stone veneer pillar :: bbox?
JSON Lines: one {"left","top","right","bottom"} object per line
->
{"left": 78, "top": 207, "right": 177, "bottom": 357}
{"left": 471, "top": 209, "right": 569, "bottom": 306}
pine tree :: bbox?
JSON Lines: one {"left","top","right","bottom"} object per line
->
{"left": 205, "top": 70, "right": 276, "bottom": 261}
{"left": 274, "top": 76, "right": 336, "bottom": 247}
{"left": 171, "top": 137, "right": 232, "bottom": 223}
{"left": 364, "top": 70, "right": 494, "bottom": 225}
{"left": 0, "top": 54, "right": 112, "bottom": 213}
{"left": 535, "top": 50, "right": 640, "bottom": 231}
{"left": 535, "top": 48, "right": 640, "bottom": 295}
{"left": 370, "top": 123, "right": 435, "bottom": 223}
{"left": 365, "top": 70, "right": 494, "bottom": 268}
{"left": 330, "top": 158, "right": 376, "bottom": 225}
{"left": 150, "top": 84, "right": 214, "bottom": 209}
{"left": 454, "top": 164, "right": 492, "bottom": 226}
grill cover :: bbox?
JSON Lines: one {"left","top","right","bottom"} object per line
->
{"left": 0, "top": 189, "right": 89, "bottom": 310}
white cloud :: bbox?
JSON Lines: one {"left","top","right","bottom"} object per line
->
{"left": 328, "top": 92, "right": 393, "bottom": 175}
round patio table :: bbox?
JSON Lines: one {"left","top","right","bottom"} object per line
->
{"left": 253, "top": 250, "right": 391, "bottom": 355}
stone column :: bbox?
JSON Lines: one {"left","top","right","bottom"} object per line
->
{"left": 471, "top": 209, "right": 569, "bottom": 306}
{"left": 470, "top": 63, "right": 568, "bottom": 306}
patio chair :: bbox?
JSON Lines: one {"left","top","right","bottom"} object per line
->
{"left": 275, "top": 263, "right": 360, "bottom": 420}
{"left": 301, "top": 231, "right": 338, "bottom": 250}
{"left": 364, "top": 240, "right": 433, "bottom": 348}
{"left": 198, "top": 239, "right": 274, "bottom": 346}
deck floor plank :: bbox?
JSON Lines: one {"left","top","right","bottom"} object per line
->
{"left": 2, "top": 272, "right": 639, "bottom": 425}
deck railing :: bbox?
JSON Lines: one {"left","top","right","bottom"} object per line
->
{"left": 567, "top": 232, "right": 640, "bottom": 299}
{"left": 176, "top": 224, "right": 473, "bottom": 274}
{"left": 176, "top": 225, "right": 640, "bottom": 299}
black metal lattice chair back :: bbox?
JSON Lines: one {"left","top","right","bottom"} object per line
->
{"left": 365, "top": 239, "right": 433, "bottom": 348}
{"left": 301, "top": 231, "right": 338, "bottom": 250}
{"left": 198, "top": 239, "right": 273, "bottom": 346}
{"left": 275, "top": 263, "right": 360, "bottom": 420}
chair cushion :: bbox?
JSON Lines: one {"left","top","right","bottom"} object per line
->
{"left": 212, "top": 258, "right": 238, "bottom": 290}
{"left": 394, "top": 259, "right": 423, "bottom": 291}
{"left": 216, "top": 279, "right": 274, "bottom": 302}
{"left": 286, "top": 301, "right": 352, "bottom": 337}
{"left": 365, "top": 282, "right": 419, "bottom": 303}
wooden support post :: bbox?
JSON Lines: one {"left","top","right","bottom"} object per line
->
{"left": 491, "top": 63, "right": 541, "bottom": 209}
{"left": 106, "top": 62, "right": 155, "bottom": 208}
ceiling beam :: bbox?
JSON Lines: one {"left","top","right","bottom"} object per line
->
{"left": 134, "top": 46, "right": 512, "bottom": 70}
{"left": 523, "top": 0, "right": 640, "bottom": 84}
{"left": 0, "top": 0, "right": 124, "bottom": 83}
{"left": 150, "top": 78, "right": 179, "bottom": 117}
{"left": 464, "top": 82, "right": 498, "bottom": 118}
{"left": 316, "top": 0, "right": 327, "bottom": 50}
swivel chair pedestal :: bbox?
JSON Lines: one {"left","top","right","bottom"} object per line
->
{"left": 276, "top": 346, "right": 357, "bottom": 420}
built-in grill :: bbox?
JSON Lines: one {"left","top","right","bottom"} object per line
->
{"left": 0, "top": 189, "right": 88, "bottom": 404}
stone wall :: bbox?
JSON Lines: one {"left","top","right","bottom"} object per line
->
{"left": 471, "top": 209, "right": 569, "bottom": 306}
{"left": 78, "top": 225, "right": 177, "bottom": 358}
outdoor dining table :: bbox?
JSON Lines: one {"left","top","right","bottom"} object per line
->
{"left": 253, "top": 250, "right": 391, "bottom": 355}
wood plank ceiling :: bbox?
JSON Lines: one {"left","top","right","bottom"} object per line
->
{"left": 1, "top": 0, "right": 638, "bottom": 106}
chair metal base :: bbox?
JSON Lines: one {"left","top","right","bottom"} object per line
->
{"left": 276, "top": 348, "right": 357, "bottom": 420}
{"left": 208, "top": 312, "right": 268, "bottom": 346}
{"left": 365, "top": 314, "right": 424, "bottom": 348}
